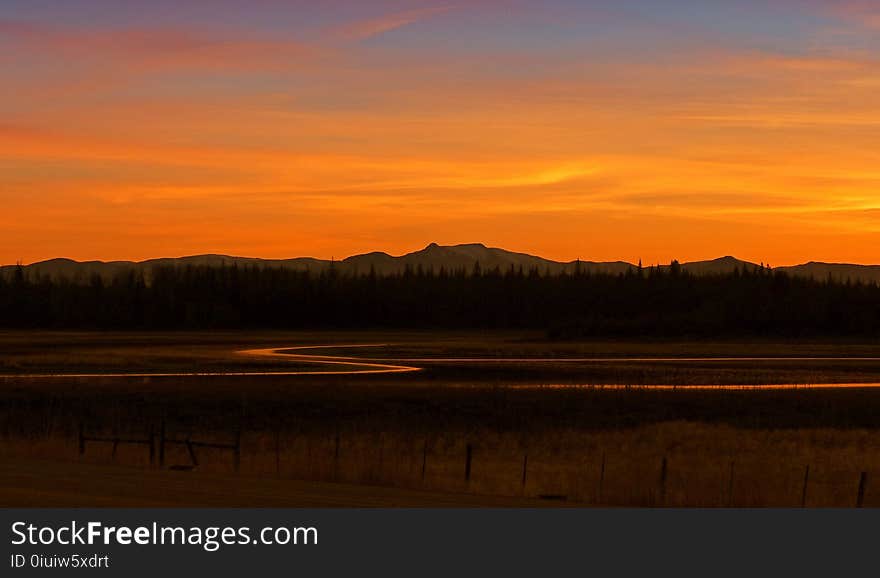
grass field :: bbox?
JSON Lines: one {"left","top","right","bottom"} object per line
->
{"left": 0, "top": 457, "right": 560, "bottom": 507}
{"left": 2, "top": 331, "right": 880, "bottom": 507}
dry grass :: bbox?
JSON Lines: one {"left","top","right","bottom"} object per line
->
{"left": 3, "top": 331, "right": 880, "bottom": 507}
{"left": 2, "top": 422, "right": 877, "bottom": 507}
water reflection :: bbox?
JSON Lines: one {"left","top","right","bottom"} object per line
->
{"left": 508, "top": 383, "right": 880, "bottom": 391}
{"left": 2, "top": 344, "right": 880, "bottom": 389}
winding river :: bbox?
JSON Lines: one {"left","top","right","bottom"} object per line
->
{"left": 3, "top": 343, "right": 880, "bottom": 389}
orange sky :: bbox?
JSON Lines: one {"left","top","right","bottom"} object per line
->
{"left": 2, "top": 1, "right": 880, "bottom": 266}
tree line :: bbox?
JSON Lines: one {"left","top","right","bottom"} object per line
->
{"left": 0, "top": 262, "right": 878, "bottom": 337}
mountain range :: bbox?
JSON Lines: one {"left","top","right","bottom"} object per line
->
{"left": 4, "top": 243, "right": 880, "bottom": 284}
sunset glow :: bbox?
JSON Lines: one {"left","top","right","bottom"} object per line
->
{"left": 3, "top": 0, "right": 880, "bottom": 265}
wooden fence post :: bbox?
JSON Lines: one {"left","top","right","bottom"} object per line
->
{"left": 377, "top": 433, "right": 385, "bottom": 480}
{"left": 233, "top": 427, "right": 241, "bottom": 473}
{"left": 78, "top": 423, "right": 85, "bottom": 456}
{"left": 275, "top": 429, "right": 281, "bottom": 477}
{"left": 801, "top": 465, "right": 810, "bottom": 508}
{"left": 158, "top": 419, "right": 166, "bottom": 468}
{"left": 856, "top": 472, "right": 868, "bottom": 508}
{"left": 44, "top": 396, "right": 56, "bottom": 440}
{"left": 148, "top": 425, "right": 155, "bottom": 466}
{"left": 465, "top": 443, "right": 473, "bottom": 484}
{"left": 598, "top": 451, "right": 606, "bottom": 503}
{"left": 521, "top": 454, "right": 528, "bottom": 492}
{"left": 727, "top": 461, "right": 735, "bottom": 507}
{"left": 421, "top": 438, "right": 428, "bottom": 483}
{"left": 333, "top": 427, "right": 340, "bottom": 480}
{"left": 186, "top": 440, "right": 199, "bottom": 467}
{"left": 659, "top": 456, "right": 668, "bottom": 506}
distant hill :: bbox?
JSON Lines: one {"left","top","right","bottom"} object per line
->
{"left": 343, "top": 243, "right": 632, "bottom": 276}
{"left": 775, "top": 262, "right": 880, "bottom": 284}
{"left": 678, "top": 256, "right": 757, "bottom": 276}
{"left": 0, "top": 243, "right": 633, "bottom": 281}
{"left": 2, "top": 244, "right": 879, "bottom": 284}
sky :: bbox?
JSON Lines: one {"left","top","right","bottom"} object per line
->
{"left": 2, "top": 0, "right": 879, "bottom": 266}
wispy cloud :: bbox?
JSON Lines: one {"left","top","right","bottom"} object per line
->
{"left": 329, "top": 5, "right": 452, "bottom": 42}
{"left": 0, "top": 19, "right": 314, "bottom": 72}
{"left": 827, "top": 1, "right": 880, "bottom": 29}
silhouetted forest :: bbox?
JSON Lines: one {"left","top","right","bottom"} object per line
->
{"left": 1, "top": 262, "right": 878, "bottom": 337}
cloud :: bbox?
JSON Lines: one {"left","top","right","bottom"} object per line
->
{"left": 0, "top": 19, "right": 314, "bottom": 72}
{"left": 826, "top": 1, "right": 880, "bottom": 29}
{"left": 329, "top": 5, "right": 452, "bottom": 42}
{"left": 0, "top": 122, "right": 46, "bottom": 139}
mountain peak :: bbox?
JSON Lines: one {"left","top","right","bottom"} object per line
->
{"left": 421, "top": 242, "right": 488, "bottom": 252}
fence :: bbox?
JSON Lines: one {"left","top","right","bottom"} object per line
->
{"left": 78, "top": 423, "right": 156, "bottom": 464}
{"left": 78, "top": 420, "right": 241, "bottom": 472}
{"left": 72, "top": 423, "right": 875, "bottom": 507}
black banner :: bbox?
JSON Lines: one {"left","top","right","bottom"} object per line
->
{"left": 1, "top": 509, "right": 875, "bottom": 576}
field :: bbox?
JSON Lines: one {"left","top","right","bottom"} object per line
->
{"left": 2, "top": 331, "right": 880, "bottom": 507}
